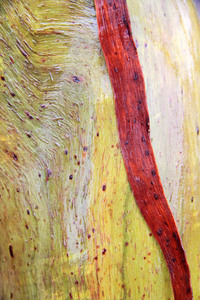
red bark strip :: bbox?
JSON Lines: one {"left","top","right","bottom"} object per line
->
{"left": 94, "top": 1, "right": 192, "bottom": 299}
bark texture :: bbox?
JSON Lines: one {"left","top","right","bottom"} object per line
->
{"left": 94, "top": 1, "right": 192, "bottom": 299}
{"left": 0, "top": 0, "right": 200, "bottom": 299}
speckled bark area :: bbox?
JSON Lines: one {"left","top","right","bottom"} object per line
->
{"left": 94, "top": 1, "right": 192, "bottom": 299}
{"left": 1, "top": 0, "right": 200, "bottom": 299}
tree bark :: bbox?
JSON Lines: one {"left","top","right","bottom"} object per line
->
{"left": 0, "top": 0, "right": 200, "bottom": 299}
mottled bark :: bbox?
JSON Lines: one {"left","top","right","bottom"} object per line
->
{"left": 0, "top": 0, "right": 200, "bottom": 299}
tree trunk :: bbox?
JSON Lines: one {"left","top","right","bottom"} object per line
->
{"left": 0, "top": 0, "right": 199, "bottom": 299}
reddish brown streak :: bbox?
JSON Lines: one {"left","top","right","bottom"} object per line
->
{"left": 94, "top": 1, "right": 192, "bottom": 299}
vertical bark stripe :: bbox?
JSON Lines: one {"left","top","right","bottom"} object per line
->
{"left": 94, "top": 1, "right": 192, "bottom": 299}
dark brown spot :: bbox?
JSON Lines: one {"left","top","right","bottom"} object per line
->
{"left": 40, "top": 104, "right": 47, "bottom": 108}
{"left": 157, "top": 228, "right": 163, "bottom": 236}
{"left": 114, "top": 67, "right": 118, "bottom": 72}
{"left": 16, "top": 188, "right": 20, "bottom": 193}
{"left": 113, "top": 3, "right": 117, "bottom": 10}
{"left": 25, "top": 111, "right": 33, "bottom": 119}
{"left": 9, "top": 245, "right": 14, "bottom": 258}
{"left": 25, "top": 224, "right": 29, "bottom": 229}
{"left": 88, "top": 234, "right": 91, "bottom": 239}
{"left": 1, "top": 76, "right": 5, "bottom": 81}
{"left": 102, "top": 248, "right": 107, "bottom": 255}
{"left": 94, "top": 256, "right": 98, "bottom": 260}
{"left": 13, "top": 153, "right": 18, "bottom": 161}
{"left": 96, "top": 132, "right": 99, "bottom": 137}
{"left": 27, "top": 209, "right": 30, "bottom": 215}
{"left": 102, "top": 184, "right": 106, "bottom": 191}
{"left": 10, "top": 293, "right": 13, "bottom": 299}
{"left": 133, "top": 72, "right": 138, "bottom": 80}
{"left": 69, "top": 174, "right": 73, "bottom": 180}
{"left": 151, "top": 170, "right": 156, "bottom": 176}
{"left": 173, "top": 232, "right": 178, "bottom": 241}
{"left": 145, "top": 150, "right": 149, "bottom": 156}
{"left": 125, "top": 242, "right": 129, "bottom": 246}
{"left": 11, "top": 92, "right": 15, "bottom": 97}
{"left": 83, "top": 146, "right": 88, "bottom": 152}
{"left": 172, "top": 258, "right": 176, "bottom": 262}
{"left": 69, "top": 292, "right": 73, "bottom": 299}
{"left": 154, "top": 193, "right": 158, "bottom": 200}
{"left": 75, "top": 281, "right": 78, "bottom": 285}
{"left": 191, "top": 196, "right": 193, "bottom": 203}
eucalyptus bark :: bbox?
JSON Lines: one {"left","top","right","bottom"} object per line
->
{"left": 0, "top": 1, "right": 200, "bottom": 299}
